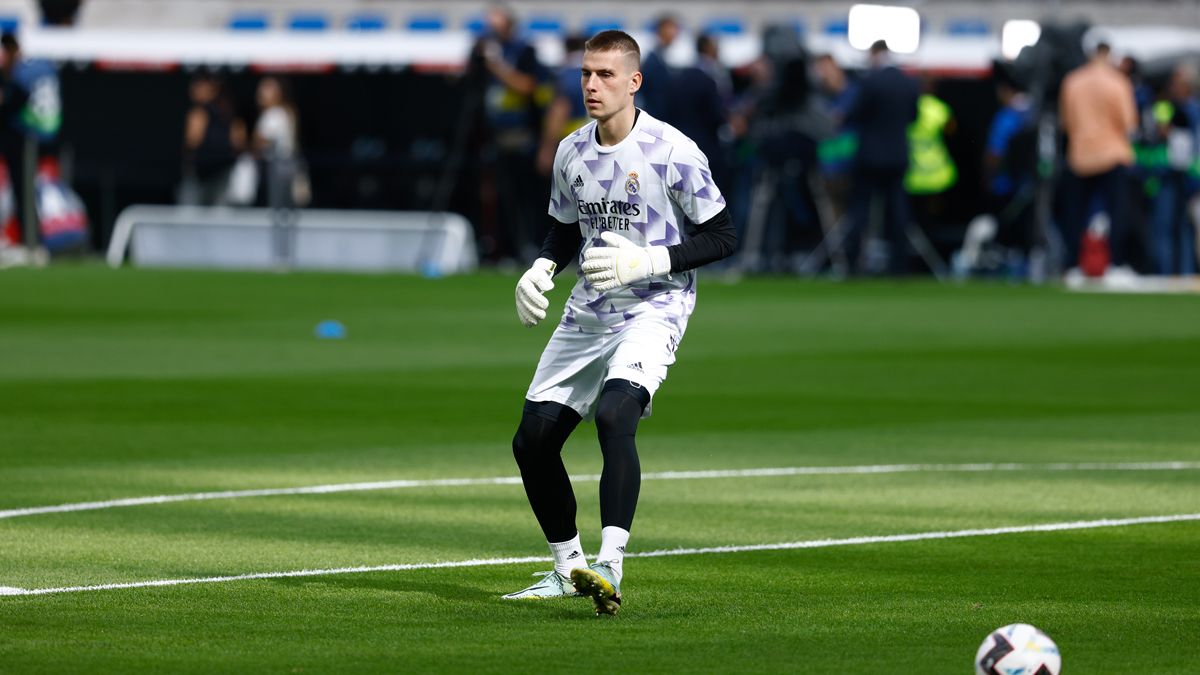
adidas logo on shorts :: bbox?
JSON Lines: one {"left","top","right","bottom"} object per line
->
{"left": 628, "top": 362, "right": 644, "bottom": 373}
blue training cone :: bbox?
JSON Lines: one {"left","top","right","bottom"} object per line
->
{"left": 315, "top": 320, "right": 347, "bottom": 339}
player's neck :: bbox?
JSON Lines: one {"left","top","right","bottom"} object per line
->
{"left": 595, "top": 106, "right": 638, "bottom": 147}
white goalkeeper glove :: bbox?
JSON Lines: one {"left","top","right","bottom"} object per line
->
{"left": 515, "top": 257, "right": 557, "bottom": 327}
{"left": 580, "top": 231, "right": 672, "bottom": 292}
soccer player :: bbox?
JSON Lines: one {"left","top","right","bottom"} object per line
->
{"left": 503, "top": 30, "right": 735, "bottom": 615}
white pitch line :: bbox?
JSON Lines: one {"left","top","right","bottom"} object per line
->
{"left": 2, "top": 461, "right": 1198, "bottom": 521}
{"left": 4, "top": 513, "right": 1198, "bottom": 597}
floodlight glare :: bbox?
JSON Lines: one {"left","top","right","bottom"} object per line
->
{"left": 1002, "top": 20, "right": 1041, "bottom": 60}
{"left": 848, "top": 4, "right": 921, "bottom": 54}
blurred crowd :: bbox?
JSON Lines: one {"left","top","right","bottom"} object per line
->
{"left": 978, "top": 37, "right": 1200, "bottom": 279}
{"left": 1088, "top": 43, "right": 1200, "bottom": 277}
{"left": 179, "top": 73, "right": 309, "bottom": 210}
{"left": 165, "top": 5, "right": 1200, "bottom": 280}
{"left": 461, "top": 5, "right": 1200, "bottom": 279}
{"left": 461, "top": 6, "right": 957, "bottom": 275}
{"left": 0, "top": 31, "right": 88, "bottom": 264}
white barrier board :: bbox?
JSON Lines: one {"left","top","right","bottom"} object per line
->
{"left": 106, "top": 206, "right": 477, "bottom": 275}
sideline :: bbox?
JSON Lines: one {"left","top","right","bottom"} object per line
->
{"left": 3, "top": 461, "right": 1197, "bottom": 521}
{"left": 3, "top": 513, "right": 1197, "bottom": 597}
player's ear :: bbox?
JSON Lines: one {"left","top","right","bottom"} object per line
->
{"left": 629, "top": 70, "right": 642, "bottom": 95}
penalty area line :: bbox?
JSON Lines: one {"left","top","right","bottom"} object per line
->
{"left": 2, "top": 461, "right": 1199, "bottom": 521}
{"left": 4, "top": 513, "right": 1198, "bottom": 597}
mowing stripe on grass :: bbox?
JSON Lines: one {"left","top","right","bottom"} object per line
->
{"left": 4, "top": 513, "right": 1198, "bottom": 597}
{"left": 2, "top": 462, "right": 1198, "bottom": 521}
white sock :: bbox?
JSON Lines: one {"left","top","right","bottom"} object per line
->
{"left": 596, "top": 526, "right": 630, "bottom": 582}
{"left": 548, "top": 534, "right": 587, "bottom": 577}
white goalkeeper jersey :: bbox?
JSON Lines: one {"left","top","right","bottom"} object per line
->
{"left": 547, "top": 109, "right": 726, "bottom": 334}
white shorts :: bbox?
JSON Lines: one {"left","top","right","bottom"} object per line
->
{"left": 525, "top": 321, "right": 681, "bottom": 420}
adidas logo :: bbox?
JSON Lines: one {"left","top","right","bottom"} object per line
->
{"left": 628, "top": 362, "right": 643, "bottom": 373}
{"left": 566, "top": 550, "right": 581, "bottom": 560}
{"left": 572, "top": 175, "right": 584, "bottom": 190}
{"left": 616, "top": 546, "right": 625, "bottom": 553}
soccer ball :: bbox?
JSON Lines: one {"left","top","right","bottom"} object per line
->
{"left": 974, "top": 623, "right": 1061, "bottom": 675}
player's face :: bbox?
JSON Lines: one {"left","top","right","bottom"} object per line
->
{"left": 581, "top": 49, "right": 642, "bottom": 122}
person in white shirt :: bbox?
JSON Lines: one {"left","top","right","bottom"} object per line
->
{"left": 254, "top": 77, "right": 296, "bottom": 160}
{"left": 253, "top": 76, "right": 307, "bottom": 207}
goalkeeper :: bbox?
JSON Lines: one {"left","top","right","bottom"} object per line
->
{"left": 503, "top": 30, "right": 735, "bottom": 615}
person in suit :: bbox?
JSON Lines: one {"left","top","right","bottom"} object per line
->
{"left": 665, "top": 34, "right": 729, "bottom": 190}
{"left": 637, "top": 14, "right": 678, "bottom": 119}
{"left": 843, "top": 40, "right": 920, "bottom": 275}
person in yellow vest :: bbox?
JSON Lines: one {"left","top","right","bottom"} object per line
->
{"left": 905, "top": 79, "right": 958, "bottom": 234}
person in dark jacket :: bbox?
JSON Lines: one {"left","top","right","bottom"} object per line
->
{"left": 843, "top": 40, "right": 919, "bottom": 275}
{"left": 637, "top": 14, "right": 678, "bottom": 119}
{"left": 179, "top": 74, "right": 246, "bottom": 206}
{"left": 665, "top": 34, "right": 728, "bottom": 190}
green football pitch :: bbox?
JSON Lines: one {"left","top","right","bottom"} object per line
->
{"left": 1, "top": 266, "right": 1197, "bottom": 673}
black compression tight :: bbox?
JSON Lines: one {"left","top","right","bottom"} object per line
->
{"left": 512, "top": 400, "right": 582, "bottom": 543}
{"left": 594, "top": 379, "right": 651, "bottom": 531}
{"left": 511, "top": 380, "right": 650, "bottom": 541}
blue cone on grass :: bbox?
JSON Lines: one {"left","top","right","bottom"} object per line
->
{"left": 315, "top": 320, "right": 347, "bottom": 339}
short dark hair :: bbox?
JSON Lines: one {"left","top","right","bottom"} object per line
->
{"left": 869, "top": 40, "right": 889, "bottom": 55}
{"left": 584, "top": 29, "right": 641, "bottom": 70}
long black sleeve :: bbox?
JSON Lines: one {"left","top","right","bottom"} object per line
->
{"left": 538, "top": 217, "right": 583, "bottom": 275}
{"left": 667, "top": 207, "right": 736, "bottom": 273}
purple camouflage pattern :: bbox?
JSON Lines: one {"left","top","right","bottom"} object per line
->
{"left": 548, "top": 111, "right": 724, "bottom": 335}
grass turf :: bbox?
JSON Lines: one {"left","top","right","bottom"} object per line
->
{"left": 0, "top": 266, "right": 1198, "bottom": 673}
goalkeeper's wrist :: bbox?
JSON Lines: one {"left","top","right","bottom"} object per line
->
{"left": 531, "top": 257, "right": 557, "bottom": 275}
{"left": 647, "top": 246, "right": 671, "bottom": 277}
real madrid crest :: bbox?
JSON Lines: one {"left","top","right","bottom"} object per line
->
{"left": 625, "top": 171, "right": 640, "bottom": 196}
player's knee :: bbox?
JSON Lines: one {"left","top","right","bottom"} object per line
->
{"left": 511, "top": 427, "right": 533, "bottom": 466}
{"left": 595, "top": 380, "right": 650, "bottom": 439}
{"left": 512, "top": 400, "right": 576, "bottom": 465}
{"left": 593, "top": 397, "right": 629, "bottom": 439}
{"left": 512, "top": 417, "right": 546, "bottom": 466}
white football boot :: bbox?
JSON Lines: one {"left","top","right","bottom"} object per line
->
{"left": 501, "top": 570, "right": 580, "bottom": 600}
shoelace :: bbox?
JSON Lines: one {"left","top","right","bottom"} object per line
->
{"left": 538, "top": 570, "right": 565, "bottom": 590}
